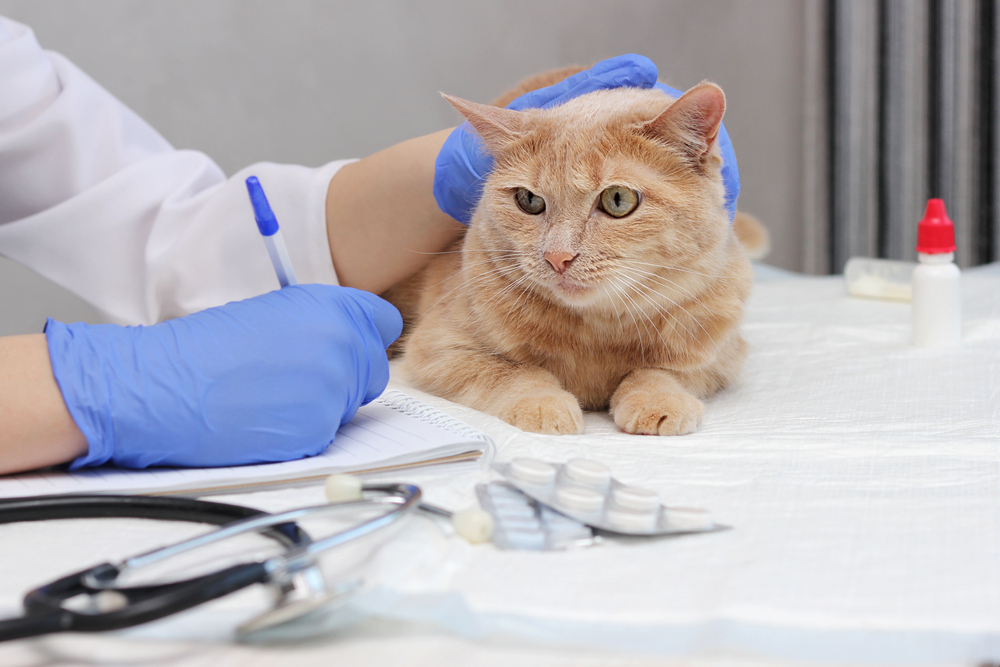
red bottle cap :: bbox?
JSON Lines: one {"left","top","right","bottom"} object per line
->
{"left": 915, "top": 198, "right": 956, "bottom": 254}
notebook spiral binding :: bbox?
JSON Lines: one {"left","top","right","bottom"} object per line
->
{"left": 377, "top": 390, "right": 496, "bottom": 467}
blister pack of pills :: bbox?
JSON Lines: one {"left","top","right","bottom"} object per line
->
{"left": 495, "top": 458, "right": 724, "bottom": 536}
{"left": 476, "top": 481, "right": 596, "bottom": 550}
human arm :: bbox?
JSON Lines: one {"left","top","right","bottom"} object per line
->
{"left": 0, "top": 334, "right": 87, "bottom": 475}
{"left": 0, "top": 285, "right": 400, "bottom": 474}
{"left": 0, "top": 14, "right": 463, "bottom": 318}
{"left": 324, "top": 128, "right": 464, "bottom": 294}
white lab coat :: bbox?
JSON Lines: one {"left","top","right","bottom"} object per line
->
{"left": 0, "top": 16, "right": 344, "bottom": 325}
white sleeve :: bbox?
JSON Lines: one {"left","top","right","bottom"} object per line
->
{"left": 0, "top": 16, "right": 344, "bottom": 325}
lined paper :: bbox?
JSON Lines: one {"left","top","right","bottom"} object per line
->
{"left": 0, "top": 394, "right": 493, "bottom": 498}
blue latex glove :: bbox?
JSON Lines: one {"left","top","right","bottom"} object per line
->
{"left": 654, "top": 82, "right": 740, "bottom": 220}
{"left": 433, "top": 54, "right": 740, "bottom": 224}
{"left": 45, "top": 285, "right": 402, "bottom": 469}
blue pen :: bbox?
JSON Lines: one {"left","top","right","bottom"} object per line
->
{"left": 246, "top": 176, "right": 298, "bottom": 288}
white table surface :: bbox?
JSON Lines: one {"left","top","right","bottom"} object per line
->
{"left": 1, "top": 263, "right": 998, "bottom": 667}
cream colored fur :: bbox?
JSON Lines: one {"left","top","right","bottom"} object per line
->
{"left": 388, "top": 78, "right": 753, "bottom": 436}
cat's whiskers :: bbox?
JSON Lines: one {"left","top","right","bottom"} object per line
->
{"left": 617, "top": 259, "right": 713, "bottom": 278}
{"left": 418, "top": 253, "right": 524, "bottom": 294}
{"left": 614, "top": 271, "right": 696, "bottom": 333}
{"left": 617, "top": 262, "right": 721, "bottom": 333}
{"left": 611, "top": 274, "right": 679, "bottom": 349}
{"left": 613, "top": 276, "right": 684, "bottom": 342}
{"left": 614, "top": 263, "right": 712, "bottom": 330}
{"left": 417, "top": 262, "right": 521, "bottom": 318}
{"left": 616, "top": 271, "right": 713, "bottom": 352}
{"left": 484, "top": 277, "right": 536, "bottom": 353}
{"left": 623, "top": 270, "right": 714, "bottom": 346}
{"left": 626, "top": 279, "right": 696, "bottom": 346}
{"left": 600, "top": 283, "right": 629, "bottom": 334}
{"left": 454, "top": 254, "right": 539, "bottom": 336}
{"left": 405, "top": 249, "right": 465, "bottom": 256}
{"left": 604, "top": 279, "right": 650, "bottom": 365}
{"left": 615, "top": 263, "right": 704, "bottom": 303}
{"left": 468, "top": 271, "right": 533, "bottom": 334}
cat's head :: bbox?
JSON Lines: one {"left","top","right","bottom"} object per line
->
{"left": 446, "top": 83, "right": 732, "bottom": 310}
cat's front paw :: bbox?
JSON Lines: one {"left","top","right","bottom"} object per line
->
{"left": 611, "top": 390, "right": 703, "bottom": 436}
{"left": 496, "top": 391, "right": 584, "bottom": 435}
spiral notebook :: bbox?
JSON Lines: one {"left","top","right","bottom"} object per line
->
{"left": 0, "top": 391, "right": 495, "bottom": 498}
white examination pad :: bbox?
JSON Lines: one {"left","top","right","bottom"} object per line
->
{"left": 361, "top": 261, "right": 1000, "bottom": 664}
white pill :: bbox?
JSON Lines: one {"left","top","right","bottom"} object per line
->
{"left": 606, "top": 507, "right": 658, "bottom": 532}
{"left": 612, "top": 485, "right": 660, "bottom": 512}
{"left": 93, "top": 590, "right": 129, "bottom": 613}
{"left": 451, "top": 509, "right": 495, "bottom": 544}
{"left": 509, "top": 458, "right": 557, "bottom": 485}
{"left": 555, "top": 485, "right": 604, "bottom": 512}
{"left": 665, "top": 508, "right": 713, "bottom": 531}
{"left": 325, "top": 474, "right": 363, "bottom": 503}
{"left": 565, "top": 459, "right": 611, "bottom": 486}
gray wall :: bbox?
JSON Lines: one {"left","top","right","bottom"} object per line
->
{"left": 0, "top": 0, "right": 808, "bottom": 334}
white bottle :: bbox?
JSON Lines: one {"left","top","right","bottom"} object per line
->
{"left": 911, "top": 199, "right": 961, "bottom": 347}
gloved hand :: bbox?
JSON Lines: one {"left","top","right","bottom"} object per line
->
{"left": 433, "top": 54, "right": 740, "bottom": 224}
{"left": 654, "top": 82, "right": 740, "bottom": 220}
{"left": 45, "top": 285, "right": 402, "bottom": 469}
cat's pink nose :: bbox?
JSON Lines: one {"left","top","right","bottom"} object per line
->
{"left": 544, "top": 251, "right": 577, "bottom": 274}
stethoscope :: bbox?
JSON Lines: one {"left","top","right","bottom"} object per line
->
{"left": 0, "top": 483, "right": 425, "bottom": 643}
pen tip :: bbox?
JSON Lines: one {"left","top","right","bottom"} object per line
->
{"left": 246, "top": 176, "right": 279, "bottom": 236}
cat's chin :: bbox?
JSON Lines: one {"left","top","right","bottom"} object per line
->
{"left": 546, "top": 277, "right": 600, "bottom": 307}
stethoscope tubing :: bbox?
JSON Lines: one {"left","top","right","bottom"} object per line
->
{"left": 0, "top": 494, "right": 310, "bottom": 548}
{"left": 109, "top": 483, "right": 419, "bottom": 583}
{"left": 0, "top": 494, "right": 306, "bottom": 642}
{"left": 0, "top": 484, "right": 421, "bottom": 642}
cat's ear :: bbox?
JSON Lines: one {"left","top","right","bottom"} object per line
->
{"left": 442, "top": 93, "right": 526, "bottom": 154}
{"left": 642, "top": 81, "right": 726, "bottom": 159}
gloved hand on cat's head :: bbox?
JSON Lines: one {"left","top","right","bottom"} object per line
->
{"left": 653, "top": 82, "right": 739, "bottom": 220}
{"left": 46, "top": 284, "right": 402, "bottom": 469}
{"left": 433, "top": 54, "right": 740, "bottom": 225}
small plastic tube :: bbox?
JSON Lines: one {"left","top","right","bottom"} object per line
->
{"left": 912, "top": 199, "right": 961, "bottom": 346}
{"left": 844, "top": 257, "right": 915, "bottom": 301}
{"left": 912, "top": 253, "right": 961, "bottom": 346}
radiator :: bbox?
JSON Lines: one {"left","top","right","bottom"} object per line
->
{"left": 818, "top": 0, "right": 998, "bottom": 272}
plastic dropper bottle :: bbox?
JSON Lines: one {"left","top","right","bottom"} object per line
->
{"left": 911, "top": 198, "right": 961, "bottom": 346}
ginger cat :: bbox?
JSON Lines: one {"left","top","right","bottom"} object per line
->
{"left": 390, "top": 73, "right": 754, "bottom": 436}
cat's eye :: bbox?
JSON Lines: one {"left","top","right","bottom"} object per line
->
{"left": 599, "top": 186, "right": 640, "bottom": 218}
{"left": 515, "top": 188, "right": 546, "bottom": 215}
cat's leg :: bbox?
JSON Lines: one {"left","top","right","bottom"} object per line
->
{"left": 609, "top": 368, "right": 703, "bottom": 436}
{"left": 490, "top": 364, "right": 585, "bottom": 435}
{"left": 404, "top": 342, "right": 583, "bottom": 435}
